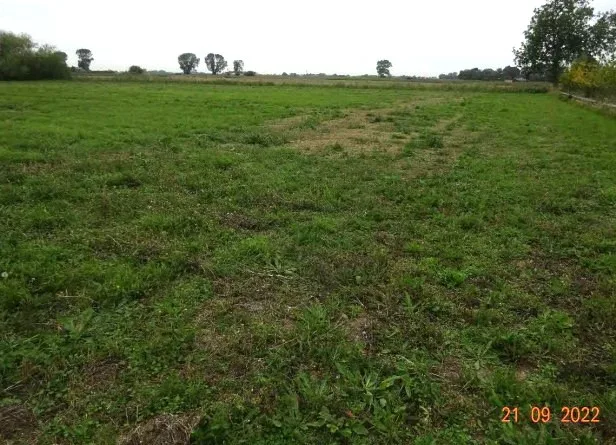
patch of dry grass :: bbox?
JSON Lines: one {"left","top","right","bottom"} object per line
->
{"left": 118, "top": 413, "right": 200, "bottom": 445}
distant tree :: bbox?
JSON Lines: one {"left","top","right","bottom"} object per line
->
{"left": 514, "top": 0, "right": 616, "bottom": 84}
{"left": 376, "top": 59, "right": 392, "bottom": 77}
{"left": 178, "top": 53, "right": 199, "bottom": 74}
{"left": 128, "top": 65, "right": 145, "bottom": 74}
{"left": 503, "top": 65, "right": 521, "bottom": 80}
{"left": 438, "top": 72, "right": 458, "bottom": 80}
{"left": 244, "top": 70, "right": 257, "bottom": 76}
{"left": 233, "top": 59, "right": 244, "bottom": 76}
{"left": 282, "top": 72, "right": 288, "bottom": 76}
{"left": 482, "top": 68, "right": 499, "bottom": 80}
{"left": 205, "top": 53, "right": 227, "bottom": 75}
{"left": 458, "top": 68, "right": 483, "bottom": 80}
{"left": 76, "top": 48, "right": 93, "bottom": 71}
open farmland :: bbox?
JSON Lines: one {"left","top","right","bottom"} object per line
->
{"left": 1, "top": 81, "right": 616, "bottom": 443}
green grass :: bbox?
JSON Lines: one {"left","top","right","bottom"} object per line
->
{"left": 1, "top": 80, "right": 615, "bottom": 444}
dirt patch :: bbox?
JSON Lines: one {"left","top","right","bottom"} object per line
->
{"left": 118, "top": 413, "right": 200, "bottom": 445}
{"left": 0, "top": 404, "right": 37, "bottom": 441}
{"left": 432, "top": 356, "right": 464, "bottom": 386}
{"left": 515, "top": 363, "right": 536, "bottom": 382}
{"left": 82, "top": 356, "right": 124, "bottom": 389}
{"left": 346, "top": 314, "right": 375, "bottom": 350}
{"left": 218, "top": 212, "right": 263, "bottom": 231}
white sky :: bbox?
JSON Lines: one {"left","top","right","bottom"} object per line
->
{"left": 1, "top": 0, "right": 614, "bottom": 76}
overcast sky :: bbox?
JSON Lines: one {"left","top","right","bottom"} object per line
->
{"left": 1, "top": 0, "right": 614, "bottom": 76}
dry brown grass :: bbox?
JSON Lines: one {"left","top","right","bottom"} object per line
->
{"left": 82, "top": 356, "right": 124, "bottom": 389}
{"left": 118, "top": 413, "right": 200, "bottom": 445}
{"left": 0, "top": 404, "right": 38, "bottom": 443}
{"left": 268, "top": 96, "right": 458, "bottom": 158}
{"left": 292, "top": 109, "right": 403, "bottom": 153}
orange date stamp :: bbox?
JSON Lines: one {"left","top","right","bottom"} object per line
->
{"left": 501, "top": 406, "right": 600, "bottom": 424}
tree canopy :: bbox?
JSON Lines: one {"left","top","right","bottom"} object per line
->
{"left": 205, "top": 53, "right": 227, "bottom": 75}
{"left": 233, "top": 60, "right": 244, "bottom": 76}
{"left": 376, "top": 60, "right": 392, "bottom": 77}
{"left": 128, "top": 65, "right": 145, "bottom": 74}
{"left": 514, "top": 0, "right": 616, "bottom": 83}
{"left": 76, "top": 48, "right": 93, "bottom": 71}
{"left": 178, "top": 53, "right": 200, "bottom": 74}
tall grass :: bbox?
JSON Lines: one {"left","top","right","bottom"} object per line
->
{"left": 73, "top": 73, "right": 551, "bottom": 93}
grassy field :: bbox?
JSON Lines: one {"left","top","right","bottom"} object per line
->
{"left": 1, "top": 80, "right": 615, "bottom": 444}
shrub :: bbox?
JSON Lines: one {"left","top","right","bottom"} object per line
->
{"left": 560, "top": 59, "right": 616, "bottom": 100}
{"left": 244, "top": 70, "right": 257, "bottom": 76}
{"left": 128, "top": 65, "right": 145, "bottom": 74}
{"left": 0, "top": 32, "right": 70, "bottom": 81}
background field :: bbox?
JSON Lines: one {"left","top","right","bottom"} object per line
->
{"left": 1, "top": 80, "right": 615, "bottom": 444}
{"left": 73, "top": 72, "right": 553, "bottom": 93}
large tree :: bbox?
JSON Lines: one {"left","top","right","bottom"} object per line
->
{"left": 233, "top": 60, "right": 244, "bottom": 76}
{"left": 376, "top": 60, "right": 392, "bottom": 77}
{"left": 590, "top": 10, "right": 616, "bottom": 61}
{"left": 76, "top": 48, "right": 93, "bottom": 71}
{"left": 205, "top": 53, "right": 227, "bottom": 75}
{"left": 178, "top": 53, "right": 199, "bottom": 74}
{"left": 514, "top": 0, "right": 616, "bottom": 84}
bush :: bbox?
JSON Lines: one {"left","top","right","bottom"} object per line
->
{"left": 0, "top": 32, "right": 70, "bottom": 81}
{"left": 128, "top": 65, "right": 145, "bottom": 74}
{"left": 244, "top": 70, "right": 257, "bottom": 76}
{"left": 560, "top": 59, "right": 616, "bottom": 100}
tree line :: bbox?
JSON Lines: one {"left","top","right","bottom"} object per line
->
{"left": 438, "top": 66, "right": 523, "bottom": 81}
{"left": 177, "top": 53, "right": 253, "bottom": 76}
{"left": 2, "top": 0, "right": 615, "bottom": 84}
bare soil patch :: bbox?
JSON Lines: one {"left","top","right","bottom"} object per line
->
{"left": 0, "top": 404, "right": 37, "bottom": 442}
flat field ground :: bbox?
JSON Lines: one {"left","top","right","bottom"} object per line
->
{"left": 1, "top": 81, "right": 615, "bottom": 444}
